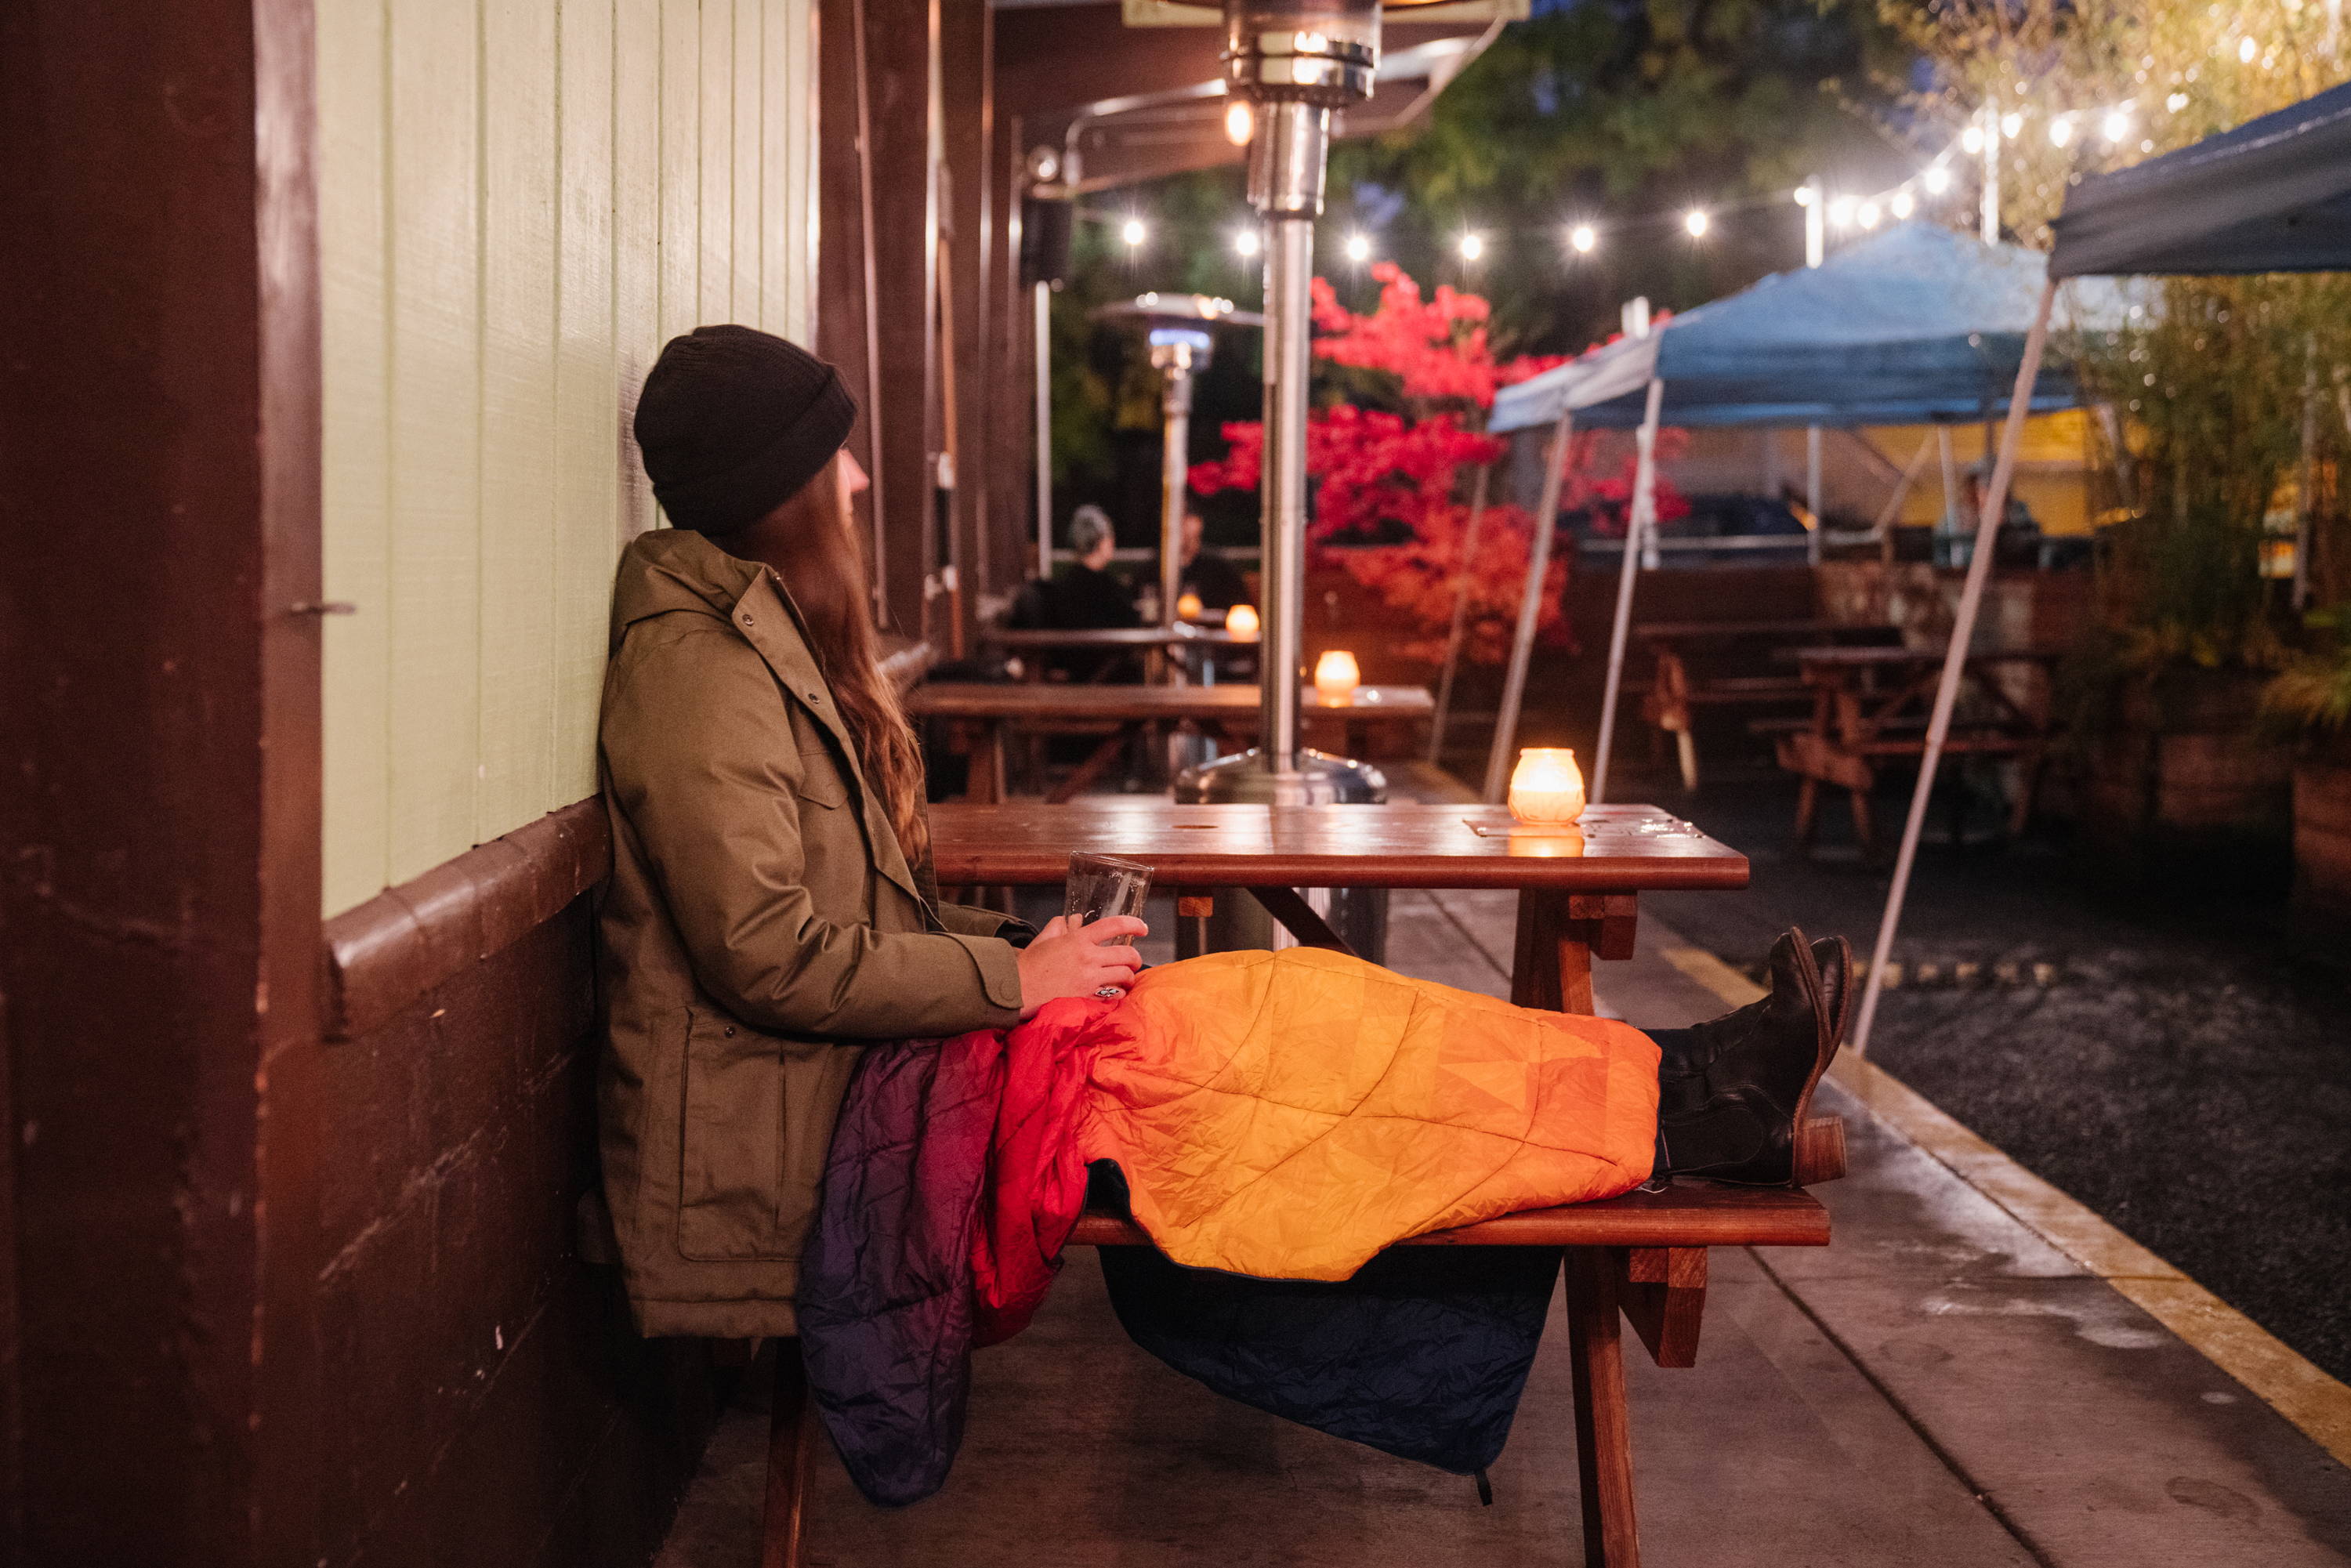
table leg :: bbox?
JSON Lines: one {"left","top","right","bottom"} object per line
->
{"left": 760, "top": 1339, "right": 816, "bottom": 1568}
{"left": 1510, "top": 890, "right": 1636, "bottom": 1016}
{"left": 1565, "top": 1249, "right": 1643, "bottom": 1568}
{"left": 1046, "top": 724, "right": 1134, "bottom": 805}
{"left": 967, "top": 718, "right": 1007, "bottom": 805}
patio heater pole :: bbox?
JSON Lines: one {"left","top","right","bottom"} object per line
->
{"left": 1591, "top": 377, "right": 1666, "bottom": 806}
{"left": 1035, "top": 278, "right": 1054, "bottom": 578}
{"left": 1429, "top": 461, "right": 1491, "bottom": 766}
{"left": 1483, "top": 415, "right": 1575, "bottom": 801}
{"left": 1179, "top": 0, "right": 1388, "bottom": 961}
{"left": 1853, "top": 279, "right": 2056, "bottom": 1055}
{"left": 1223, "top": 0, "right": 1382, "bottom": 781}
{"left": 1153, "top": 335, "right": 1200, "bottom": 630}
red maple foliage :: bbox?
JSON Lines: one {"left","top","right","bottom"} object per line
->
{"left": 1189, "top": 263, "right": 1686, "bottom": 664}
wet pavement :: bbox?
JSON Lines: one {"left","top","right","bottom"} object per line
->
{"left": 656, "top": 864, "right": 2351, "bottom": 1566}
{"left": 1628, "top": 767, "right": 2351, "bottom": 1388}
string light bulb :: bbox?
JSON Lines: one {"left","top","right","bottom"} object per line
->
{"left": 2000, "top": 110, "right": 2023, "bottom": 139}
{"left": 2049, "top": 116, "right": 2074, "bottom": 147}
{"left": 1684, "top": 208, "right": 1710, "bottom": 237}
{"left": 1121, "top": 216, "right": 1147, "bottom": 248}
{"left": 1233, "top": 227, "right": 1261, "bottom": 259}
{"left": 2102, "top": 107, "right": 2132, "bottom": 143}
{"left": 1570, "top": 223, "right": 1597, "bottom": 254}
{"left": 1923, "top": 163, "right": 1953, "bottom": 194}
{"left": 1857, "top": 200, "right": 1881, "bottom": 230}
{"left": 1890, "top": 190, "right": 1914, "bottom": 219}
{"left": 1343, "top": 232, "right": 1370, "bottom": 263}
{"left": 2239, "top": 35, "right": 2257, "bottom": 62}
{"left": 1827, "top": 194, "right": 1856, "bottom": 228}
{"left": 1224, "top": 100, "right": 1254, "bottom": 147}
{"left": 1962, "top": 125, "right": 1985, "bottom": 154}
{"left": 1457, "top": 231, "right": 1484, "bottom": 262}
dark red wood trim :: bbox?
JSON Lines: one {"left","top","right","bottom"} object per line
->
{"left": 253, "top": 0, "right": 329, "bottom": 1557}
{"left": 322, "top": 801, "right": 614, "bottom": 1042}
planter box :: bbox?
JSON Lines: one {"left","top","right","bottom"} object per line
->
{"left": 2079, "top": 668, "right": 2295, "bottom": 889}
{"left": 2293, "top": 737, "right": 2351, "bottom": 921}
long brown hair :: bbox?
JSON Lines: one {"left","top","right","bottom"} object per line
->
{"left": 758, "top": 458, "right": 929, "bottom": 867}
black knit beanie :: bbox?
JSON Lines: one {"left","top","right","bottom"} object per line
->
{"left": 633, "top": 325, "right": 857, "bottom": 534}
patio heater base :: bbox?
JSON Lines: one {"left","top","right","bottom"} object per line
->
{"left": 1173, "top": 748, "right": 1389, "bottom": 961}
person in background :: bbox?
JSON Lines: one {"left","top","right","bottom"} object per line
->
{"left": 1178, "top": 509, "right": 1249, "bottom": 613}
{"left": 1020, "top": 504, "right": 1137, "bottom": 682}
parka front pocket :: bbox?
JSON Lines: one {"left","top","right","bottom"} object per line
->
{"left": 676, "top": 1009, "right": 790, "bottom": 1261}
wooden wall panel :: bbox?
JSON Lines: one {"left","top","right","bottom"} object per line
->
{"left": 614, "top": 0, "right": 663, "bottom": 542}
{"left": 556, "top": 0, "right": 618, "bottom": 802}
{"left": 384, "top": 0, "right": 484, "bottom": 887}
{"left": 478, "top": 0, "right": 560, "bottom": 842}
{"left": 320, "top": 0, "right": 820, "bottom": 915}
{"left": 699, "top": 0, "right": 733, "bottom": 323}
{"left": 319, "top": 0, "right": 393, "bottom": 914}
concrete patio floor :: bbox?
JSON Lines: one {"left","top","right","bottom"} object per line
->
{"left": 654, "top": 813, "right": 2351, "bottom": 1566}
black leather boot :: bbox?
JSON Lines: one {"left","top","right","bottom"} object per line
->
{"left": 1649, "top": 929, "right": 1851, "bottom": 1186}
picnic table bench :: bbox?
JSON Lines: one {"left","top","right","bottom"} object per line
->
{"left": 756, "top": 802, "right": 1836, "bottom": 1568}
{"left": 1773, "top": 643, "right": 2059, "bottom": 860}
{"left": 1635, "top": 619, "right": 1902, "bottom": 791}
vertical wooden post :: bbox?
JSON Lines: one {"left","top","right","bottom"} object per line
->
{"left": 1565, "top": 1248, "right": 1643, "bottom": 1568}
{"left": 0, "top": 0, "right": 325, "bottom": 1557}
{"left": 760, "top": 1342, "right": 817, "bottom": 1568}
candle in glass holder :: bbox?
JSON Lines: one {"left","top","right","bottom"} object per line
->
{"left": 1508, "top": 748, "right": 1586, "bottom": 827}
{"left": 1225, "top": 603, "right": 1260, "bottom": 642}
{"left": 1176, "top": 591, "right": 1205, "bottom": 622}
{"left": 1313, "top": 649, "right": 1360, "bottom": 701}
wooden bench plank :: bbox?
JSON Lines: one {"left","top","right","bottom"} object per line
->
{"left": 1063, "top": 1181, "right": 1830, "bottom": 1251}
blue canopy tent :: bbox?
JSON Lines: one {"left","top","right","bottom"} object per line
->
{"left": 1490, "top": 223, "right": 2090, "bottom": 435}
{"left": 1852, "top": 85, "right": 2351, "bottom": 1053}
{"left": 1471, "top": 224, "right": 2123, "bottom": 805}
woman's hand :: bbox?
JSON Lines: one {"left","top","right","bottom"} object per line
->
{"left": 1016, "top": 914, "right": 1147, "bottom": 1019}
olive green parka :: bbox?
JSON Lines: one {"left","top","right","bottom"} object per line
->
{"left": 596, "top": 527, "right": 1023, "bottom": 1338}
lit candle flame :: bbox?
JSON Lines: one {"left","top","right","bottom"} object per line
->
{"left": 1224, "top": 603, "right": 1260, "bottom": 643}
{"left": 1313, "top": 650, "right": 1360, "bottom": 701}
{"left": 1508, "top": 747, "right": 1586, "bottom": 827}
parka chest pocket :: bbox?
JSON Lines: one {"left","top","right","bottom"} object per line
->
{"left": 676, "top": 1009, "right": 796, "bottom": 1261}
{"left": 792, "top": 748, "right": 849, "bottom": 809}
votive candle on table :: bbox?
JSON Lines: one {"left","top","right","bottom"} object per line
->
{"left": 1508, "top": 747, "right": 1586, "bottom": 827}
{"left": 1176, "top": 591, "right": 1205, "bottom": 621}
{"left": 1225, "top": 603, "right": 1260, "bottom": 642}
{"left": 1313, "top": 650, "right": 1360, "bottom": 701}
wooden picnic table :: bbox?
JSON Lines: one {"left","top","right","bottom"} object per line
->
{"left": 890, "top": 798, "right": 1802, "bottom": 1568}
{"left": 908, "top": 682, "right": 1433, "bottom": 802}
{"left": 981, "top": 624, "right": 1240, "bottom": 684}
{"left": 1634, "top": 618, "right": 1901, "bottom": 791}
{"left": 928, "top": 799, "right": 1745, "bottom": 1016}
{"left": 1773, "top": 643, "right": 2060, "bottom": 859}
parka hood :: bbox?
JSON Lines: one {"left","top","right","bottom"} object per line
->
{"left": 609, "top": 526, "right": 765, "bottom": 650}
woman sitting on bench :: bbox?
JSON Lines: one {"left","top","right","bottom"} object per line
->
{"left": 592, "top": 324, "right": 1850, "bottom": 1349}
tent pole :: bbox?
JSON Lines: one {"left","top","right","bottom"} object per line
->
{"left": 1592, "top": 378, "right": 1666, "bottom": 806}
{"left": 1483, "top": 414, "right": 1574, "bottom": 802}
{"left": 1853, "top": 280, "right": 2057, "bottom": 1055}
{"left": 1429, "top": 462, "right": 1492, "bottom": 766}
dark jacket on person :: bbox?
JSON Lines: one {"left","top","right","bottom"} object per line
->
{"left": 1181, "top": 549, "right": 1250, "bottom": 612}
{"left": 595, "top": 526, "right": 1025, "bottom": 1338}
{"left": 1008, "top": 562, "right": 1140, "bottom": 681}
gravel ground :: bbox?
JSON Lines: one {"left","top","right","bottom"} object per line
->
{"left": 1634, "top": 765, "right": 2351, "bottom": 1385}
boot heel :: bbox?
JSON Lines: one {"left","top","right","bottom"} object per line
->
{"left": 1791, "top": 1116, "right": 1846, "bottom": 1186}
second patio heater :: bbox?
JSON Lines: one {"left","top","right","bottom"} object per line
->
{"left": 1177, "top": 0, "right": 1389, "bottom": 961}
